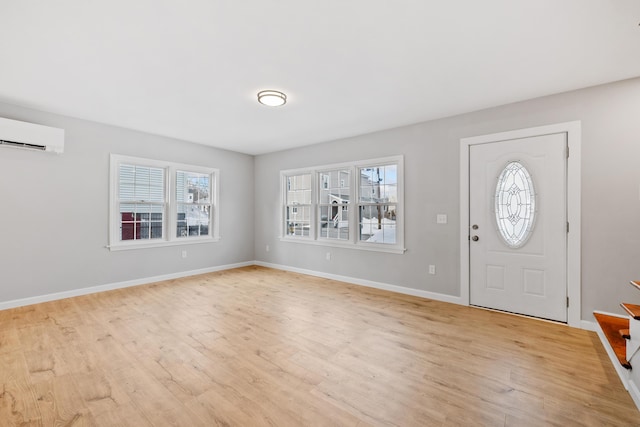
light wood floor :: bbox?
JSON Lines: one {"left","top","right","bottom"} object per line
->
{"left": 0, "top": 266, "right": 638, "bottom": 426}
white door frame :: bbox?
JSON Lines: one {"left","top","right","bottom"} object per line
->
{"left": 460, "top": 121, "right": 581, "bottom": 327}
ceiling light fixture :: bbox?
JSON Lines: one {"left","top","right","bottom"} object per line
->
{"left": 257, "top": 90, "right": 287, "bottom": 107}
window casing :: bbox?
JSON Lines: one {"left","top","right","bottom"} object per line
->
{"left": 281, "top": 156, "right": 404, "bottom": 253}
{"left": 109, "top": 155, "right": 219, "bottom": 250}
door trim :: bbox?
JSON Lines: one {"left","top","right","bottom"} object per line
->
{"left": 460, "top": 121, "right": 581, "bottom": 327}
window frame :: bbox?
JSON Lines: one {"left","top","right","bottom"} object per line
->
{"left": 282, "top": 172, "right": 314, "bottom": 238}
{"left": 109, "top": 154, "right": 219, "bottom": 251}
{"left": 175, "top": 169, "right": 215, "bottom": 239}
{"left": 117, "top": 162, "right": 167, "bottom": 242}
{"left": 317, "top": 167, "right": 351, "bottom": 242}
{"left": 280, "top": 156, "right": 405, "bottom": 254}
{"left": 356, "top": 163, "right": 400, "bottom": 246}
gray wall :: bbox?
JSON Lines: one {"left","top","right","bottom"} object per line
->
{"left": 254, "top": 77, "right": 640, "bottom": 321}
{"left": 0, "top": 102, "right": 254, "bottom": 303}
{"left": 3, "top": 77, "right": 639, "bottom": 321}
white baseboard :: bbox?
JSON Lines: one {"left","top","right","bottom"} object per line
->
{"left": 253, "top": 261, "right": 464, "bottom": 305}
{"left": 581, "top": 320, "right": 597, "bottom": 331}
{"left": 0, "top": 261, "right": 254, "bottom": 311}
{"left": 0, "top": 259, "right": 610, "bottom": 336}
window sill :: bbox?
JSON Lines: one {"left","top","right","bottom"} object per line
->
{"left": 107, "top": 236, "right": 220, "bottom": 251}
{"left": 279, "top": 236, "right": 406, "bottom": 254}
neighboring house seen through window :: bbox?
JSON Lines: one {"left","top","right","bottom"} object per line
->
{"left": 284, "top": 173, "right": 312, "bottom": 237}
{"left": 358, "top": 164, "right": 398, "bottom": 245}
{"left": 319, "top": 168, "right": 350, "bottom": 241}
{"left": 118, "top": 163, "right": 165, "bottom": 241}
{"left": 110, "top": 155, "right": 219, "bottom": 250}
{"left": 176, "top": 170, "right": 212, "bottom": 238}
{"left": 281, "top": 156, "right": 404, "bottom": 253}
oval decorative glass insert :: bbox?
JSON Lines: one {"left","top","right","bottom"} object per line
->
{"left": 494, "top": 161, "right": 536, "bottom": 248}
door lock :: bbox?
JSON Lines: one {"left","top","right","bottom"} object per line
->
{"left": 472, "top": 224, "right": 479, "bottom": 230}
{"left": 472, "top": 235, "right": 479, "bottom": 241}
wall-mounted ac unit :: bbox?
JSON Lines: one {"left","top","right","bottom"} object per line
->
{"left": 0, "top": 117, "right": 65, "bottom": 154}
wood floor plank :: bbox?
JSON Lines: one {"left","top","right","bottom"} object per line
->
{"left": 0, "top": 265, "right": 637, "bottom": 426}
{"left": 0, "top": 378, "right": 41, "bottom": 426}
{"left": 91, "top": 402, "right": 153, "bottom": 427}
{"left": 0, "top": 329, "right": 21, "bottom": 356}
{"left": 32, "top": 374, "right": 96, "bottom": 426}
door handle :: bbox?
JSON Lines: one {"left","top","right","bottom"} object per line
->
{"left": 472, "top": 235, "right": 479, "bottom": 241}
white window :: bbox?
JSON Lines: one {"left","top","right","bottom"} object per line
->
{"left": 176, "top": 170, "right": 213, "bottom": 238}
{"left": 358, "top": 163, "right": 398, "bottom": 245}
{"left": 110, "top": 155, "right": 219, "bottom": 250}
{"left": 319, "top": 168, "right": 351, "bottom": 241}
{"left": 117, "top": 163, "right": 166, "bottom": 242}
{"left": 281, "top": 156, "right": 404, "bottom": 253}
{"left": 284, "top": 173, "right": 312, "bottom": 237}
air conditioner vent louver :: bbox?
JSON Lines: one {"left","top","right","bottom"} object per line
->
{"left": 0, "top": 139, "right": 47, "bottom": 151}
{"left": 0, "top": 117, "right": 65, "bottom": 154}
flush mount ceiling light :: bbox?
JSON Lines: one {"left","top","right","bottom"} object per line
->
{"left": 257, "top": 90, "right": 287, "bottom": 107}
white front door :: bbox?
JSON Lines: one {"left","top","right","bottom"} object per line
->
{"left": 469, "top": 133, "right": 568, "bottom": 322}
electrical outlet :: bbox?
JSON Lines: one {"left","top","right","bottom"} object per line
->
{"left": 436, "top": 214, "right": 448, "bottom": 224}
{"left": 326, "top": 252, "right": 331, "bottom": 261}
{"left": 428, "top": 265, "right": 436, "bottom": 275}
{"left": 266, "top": 245, "right": 270, "bottom": 252}
{"left": 181, "top": 250, "right": 187, "bottom": 258}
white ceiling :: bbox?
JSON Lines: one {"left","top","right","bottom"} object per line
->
{"left": 1, "top": 1, "right": 640, "bottom": 155}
